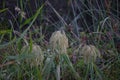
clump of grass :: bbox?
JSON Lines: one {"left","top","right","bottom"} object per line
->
{"left": 74, "top": 43, "right": 104, "bottom": 80}
{"left": 42, "top": 29, "right": 80, "bottom": 80}
{"left": 48, "top": 30, "right": 68, "bottom": 80}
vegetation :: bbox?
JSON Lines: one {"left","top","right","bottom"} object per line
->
{"left": 0, "top": 0, "right": 120, "bottom": 80}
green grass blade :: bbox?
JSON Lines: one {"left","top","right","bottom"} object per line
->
{"left": 17, "top": 4, "right": 44, "bottom": 42}
{"left": 61, "top": 54, "right": 81, "bottom": 80}
{"left": 0, "top": 8, "right": 8, "bottom": 13}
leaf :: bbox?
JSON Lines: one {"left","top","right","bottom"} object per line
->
{"left": 17, "top": 4, "right": 44, "bottom": 43}
{"left": 29, "top": 33, "right": 33, "bottom": 52}
{"left": 20, "top": 16, "right": 34, "bottom": 28}
{"left": 0, "top": 8, "right": 8, "bottom": 13}
{"left": 0, "top": 30, "right": 12, "bottom": 34}
{"left": 43, "top": 56, "right": 55, "bottom": 79}
{"left": 61, "top": 54, "right": 81, "bottom": 80}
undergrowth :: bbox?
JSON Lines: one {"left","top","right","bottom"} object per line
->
{"left": 0, "top": 0, "right": 120, "bottom": 80}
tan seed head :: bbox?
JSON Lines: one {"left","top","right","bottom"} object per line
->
{"left": 80, "top": 44, "right": 101, "bottom": 64}
{"left": 21, "top": 44, "right": 44, "bottom": 67}
{"left": 49, "top": 30, "right": 68, "bottom": 54}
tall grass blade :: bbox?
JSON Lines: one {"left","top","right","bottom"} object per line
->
{"left": 61, "top": 53, "right": 80, "bottom": 80}
{"left": 17, "top": 4, "right": 44, "bottom": 42}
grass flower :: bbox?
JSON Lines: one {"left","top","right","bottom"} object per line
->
{"left": 21, "top": 44, "right": 44, "bottom": 67}
{"left": 49, "top": 30, "right": 68, "bottom": 54}
{"left": 80, "top": 44, "right": 101, "bottom": 64}
{"left": 15, "top": 6, "right": 26, "bottom": 19}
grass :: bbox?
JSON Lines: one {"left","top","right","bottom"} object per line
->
{"left": 0, "top": 0, "right": 120, "bottom": 80}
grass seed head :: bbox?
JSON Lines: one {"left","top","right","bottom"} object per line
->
{"left": 49, "top": 30, "right": 68, "bottom": 54}
{"left": 80, "top": 44, "right": 101, "bottom": 64}
{"left": 15, "top": 6, "right": 26, "bottom": 19}
{"left": 21, "top": 44, "right": 44, "bottom": 67}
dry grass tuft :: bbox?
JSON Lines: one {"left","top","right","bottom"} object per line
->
{"left": 49, "top": 30, "right": 68, "bottom": 54}
{"left": 80, "top": 44, "right": 101, "bottom": 64}
{"left": 21, "top": 44, "right": 44, "bottom": 67}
